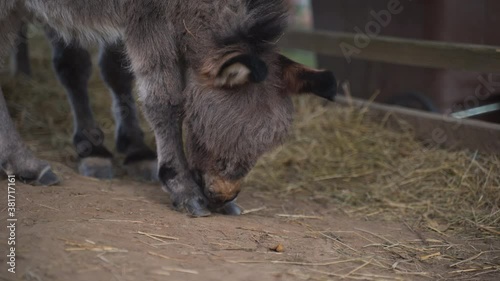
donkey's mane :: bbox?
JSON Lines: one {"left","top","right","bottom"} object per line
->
{"left": 214, "top": 0, "right": 288, "bottom": 52}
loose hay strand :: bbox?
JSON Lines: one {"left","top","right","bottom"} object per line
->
{"left": 137, "top": 231, "right": 179, "bottom": 241}
{"left": 229, "top": 258, "right": 362, "bottom": 266}
{"left": 276, "top": 214, "right": 323, "bottom": 220}
{"left": 148, "top": 251, "right": 186, "bottom": 262}
{"left": 161, "top": 266, "right": 199, "bottom": 275}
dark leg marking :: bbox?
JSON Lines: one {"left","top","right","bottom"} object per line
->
{"left": 158, "top": 163, "right": 177, "bottom": 184}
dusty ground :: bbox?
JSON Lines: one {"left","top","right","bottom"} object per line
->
{"left": 0, "top": 166, "right": 497, "bottom": 281}
{"left": 0, "top": 31, "right": 499, "bottom": 281}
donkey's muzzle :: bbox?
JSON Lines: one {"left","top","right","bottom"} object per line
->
{"left": 202, "top": 174, "right": 242, "bottom": 206}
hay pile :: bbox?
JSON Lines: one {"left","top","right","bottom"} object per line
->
{"left": 1, "top": 32, "right": 499, "bottom": 239}
{"left": 248, "top": 97, "right": 500, "bottom": 237}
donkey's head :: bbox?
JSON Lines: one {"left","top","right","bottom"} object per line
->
{"left": 184, "top": 0, "right": 337, "bottom": 207}
{"left": 185, "top": 52, "right": 336, "bottom": 207}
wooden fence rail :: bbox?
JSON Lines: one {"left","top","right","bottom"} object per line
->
{"left": 280, "top": 30, "right": 500, "bottom": 73}
{"left": 335, "top": 97, "right": 500, "bottom": 153}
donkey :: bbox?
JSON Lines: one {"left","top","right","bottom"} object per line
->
{"left": 0, "top": 0, "right": 336, "bottom": 216}
{"left": 11, "top": 25, "right": 158, "bottom": 182}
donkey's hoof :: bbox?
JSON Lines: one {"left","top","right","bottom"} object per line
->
{"left": 185, "top": 197, "right": 211, "bottom": 217}
{"left": 217, "top": 201, "right": 243, "bottom": 216}
{"left": 78, "top": 157, "right": 113, "bottom": 180}
{"left": 17, "top": 166, "right": 60, "bottom": 186}
{"left": 36, "top": 168, "right": 60, "bottom": 186}
{"left": 125, "top": 159, "right": 158, "bottom": 182}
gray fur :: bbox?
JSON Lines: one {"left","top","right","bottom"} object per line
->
{"left": 0, "top": 0, "right": 336, "bottom": 216}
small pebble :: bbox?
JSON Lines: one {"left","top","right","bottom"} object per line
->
{"left": 271, "top": 244, "right": 284, "bottom": 252}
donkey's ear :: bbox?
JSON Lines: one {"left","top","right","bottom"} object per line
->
{"left": 279, "top": 54, "right": 337, "bottom": 101}
{"left": 214, "top": 54, "right": 268, "bottom": 88}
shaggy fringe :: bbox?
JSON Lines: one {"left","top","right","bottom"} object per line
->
{"left": 215, "top": 0, "right": 288, "bottom": 51}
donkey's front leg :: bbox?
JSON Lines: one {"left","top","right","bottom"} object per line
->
{"left": 124, "top": 16, "right": 212, "bottom": 216}
{"left": 125, "top": 18, "right": 210, "bottom": 216}
{"left": 142, "top": 98, "right": 210, "bottom": 216}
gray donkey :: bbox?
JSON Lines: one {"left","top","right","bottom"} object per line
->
{"left": 0, "top": 0, "right": 336, "bottom": 216}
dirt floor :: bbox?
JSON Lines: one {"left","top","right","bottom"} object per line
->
{"left": 0, "top": 167, "right": 497, "bottom": 281}
{"left": 1, "top": 31, "right": 499, "bottom": 281}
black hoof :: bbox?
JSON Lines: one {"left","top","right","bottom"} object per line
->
{"left": 16, "top": 167, "right": 60, "bottom": 186}
{"left": 36, "top": 168, "right": 60, "bottom": 186}
{"left": 78, "top": 157, "right": 113, "bottom": 180}
{"left": 186, "top": 197, "right": 211, "bottom": 217}
{"left": 217, "top": 201, "right": 243, "bottom": 216}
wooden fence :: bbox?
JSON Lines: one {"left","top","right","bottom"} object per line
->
{"left": 280, "top": 30, "right": 500, "bottom": 73}
{"left": 279, "top": 29, "right": 500, "bottom": 153}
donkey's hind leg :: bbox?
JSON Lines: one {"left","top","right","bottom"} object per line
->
{"left": 45, "top": 29, "right": 114, "bottom": 179}
{"left": 0, "top": 10, "right": 58, "bottom": 186}
{"left": 99, "top": 43, "right": 158, "bottom": 182}
{"left": 0, "top": 89, "right": 59, "bottom": 185}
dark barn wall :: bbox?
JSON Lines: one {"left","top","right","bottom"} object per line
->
{"left": 311, "top": 0, "right": 500, "bottom": 114}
